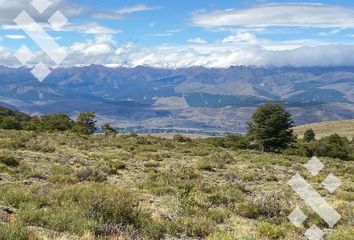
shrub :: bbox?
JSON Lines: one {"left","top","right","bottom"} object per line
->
{"left": 328, "top": 227, "right": 354, "bottom": 240}
{"left": 173, "top": 134, "right": 192, "bottom": 142}
{"left": 196, "top": 160, "right": 216, "bottom": 171}
{"left": 144, "top": 161, "right": 160, "bottom": 168}
{"left": 0, "top": 116, "right": 21, "bottom": 130}
{"left": 0, "top": 186, "right": 31, "bottom": 208}
{"left": 0, "top": 154, "right": 19, "bottom": 167}
{"left": 25, "top": 139, "right": 56, "bottom": 153}
{"left": 107, "top": 160, "right": 126, "bottom": 173}
{"left": 48, "top": 166, "right": 77, "bottom": 184}
{"left": 282, "top": 142, "right": 310, "bottom": 157}
{"left": 236, "top": 202, "right": 262, "bottom": 219}
{"left": 59, "top": 184, "right": 145, "bottom": 229}
{"left": 76, "top": 168, "right": 108, "bottom": 182}
{"left": 73, "top": 112, "right": 97, "bottom": 135}
{"left": 256, "top": 222, "right": 285, "bottom": 239}
{"left": 303, "top": 129, "right": 316, "bottom": 142}
{"left": 310, "top": 134, "right": 352, "bottom": 160}
{"left": 18, "top": 206, "right": 97, "bottom": 235}
{"left": 102, "top": 123, "right": 118, "bottom": 136}
{"left": 209, "top": 135, "right": 251, "bottom": 149}
{"left": 0, "top": 223, "right": 31, "bottom": 240}
{"left": 166, "top": 215, "right": 215, "bottom": 238}
{"left": 40, "top": 114, "right": 74, "bottom": 132}
{"left": 207, "top": 186, "right": 243, "bottom": 206}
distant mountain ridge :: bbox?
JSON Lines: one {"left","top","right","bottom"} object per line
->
{"left": 0, "top": 65, "right": 354, "bottom": 133}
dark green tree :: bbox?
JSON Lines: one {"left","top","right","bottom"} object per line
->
{"left": 0, "top": 106, "right": 31, "bottom": 122}
{"left": 41, "top": 114, "right": 74, "bottom": 132}
{"left": 102, "top": 123, "right": 118, "bottom": 135}
{"left": 73, "top": 112, "right": 97, "bottom": 135}
{"left": 303, "top": 129, "right": 316, "bottom": 142}
{"left": 0, "top": 116, "right": 21, "bottom": 130}
{"left": 310, "top": 134, "right": 351, "bottom": 160}
{"left": 22, "top": 117, "right": 43, "bottom": 131}
{"left": 248, "top": 103, "right": 295, "bottom": 152}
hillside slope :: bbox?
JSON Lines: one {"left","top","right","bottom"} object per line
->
{"left": 294, "top": 119, "right": 354, "bottom": 139}
{"left": 0, "top": 131, "right": 352, "bottom": 239}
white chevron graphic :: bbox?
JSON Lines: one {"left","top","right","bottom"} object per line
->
{"left": 288, "top": 173, "right": 341, "bottom": 228}
{"left": 13, "top": 0, "right": 68, "bottom": 82}
{"left": 287, "top": 157, "right": 342, "bottom": 240}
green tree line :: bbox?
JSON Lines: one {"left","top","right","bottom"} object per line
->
{"left": 0, "top": 104, "right": 353, "bottom": 160}
{"left": 0, "top": 106, "right": 114, "bottom": 135}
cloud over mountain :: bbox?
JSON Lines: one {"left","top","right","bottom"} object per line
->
{"left": 192, "top": 3, "right": 354, "bottom": 28}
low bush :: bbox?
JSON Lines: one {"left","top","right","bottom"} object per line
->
{"left": 59, "top": 184, "right": 146, "bottom": 231}
{"left": 309, "top": 134, "right": 353, "bottom": 160}
{"left": 0, "top": 154, "right": 19, "bottom": 167}
{"left": 0, "top": 223, "right": 32, "bottom": 240}
{"left": 173, "top": 134, "right": 192, "bottom": 143}
{"left": 256, "top": 221, "right": 285, "bottom": 239}
{"left": 328, "top": 227, "right": 354, "bottom": 240}
{"left": 196, "top": 160, "right": 217, "bottom": 171}
{"left": 76, "top": 168, "right": 108, "bottom": 182}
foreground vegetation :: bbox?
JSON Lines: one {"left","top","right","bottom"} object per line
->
{"left": 0, "top": 130, "right": 353, "bottom": 239}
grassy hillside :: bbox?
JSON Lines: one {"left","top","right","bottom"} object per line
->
{"left": 294, "top": 119, "right": 354, "bottom": 139}
{"left": 0, "top": 131, "right": 353, "bottom": 240}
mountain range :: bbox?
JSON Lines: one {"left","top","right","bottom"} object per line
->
{"left": 1, "top": 65, "right": 354, "bottom": 133}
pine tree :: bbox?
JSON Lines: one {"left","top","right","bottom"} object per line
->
{"left": 248, "top": 103, "right": 295, "bottom": 152}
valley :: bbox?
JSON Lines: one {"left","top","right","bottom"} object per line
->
{"left": 0, "top": 66, "right": 353, "bottom": 133}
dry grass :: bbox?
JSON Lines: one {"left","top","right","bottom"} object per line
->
{"left": 294, "top": 119, "right": 354, "bottom": 139}
{"left": 0, "top": 130, "right": 352, "bottom": 239}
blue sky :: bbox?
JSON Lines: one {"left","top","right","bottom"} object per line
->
{"left": 1, "top": 0, "right": 354, "bottom": 67}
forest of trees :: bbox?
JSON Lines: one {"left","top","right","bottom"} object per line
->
{"left": 0, "top": 107, "right": 101, "bottom": 135}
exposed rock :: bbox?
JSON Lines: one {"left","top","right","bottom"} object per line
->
{"left": 0, "top": 205, "right": 16, "bottom": 223}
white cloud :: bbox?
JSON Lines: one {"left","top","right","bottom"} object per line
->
{"left": 1, "top": 31, "right": 354, "bottom": 69}
{"left": 0, "top": 0, "right": 118, "bottom": 35}
{"left": 2, "top": 21, "right": 120, "bottom": 35}
{"left": 63, "top": 22, "right": 121, "bottom": 34}
{"left": 92, "top": 4, "right": 161, "bottom": 20}
{"left": 0, "top": 0, "right": 84, "bottom": 25}
{"left": 83, "top": 44, "right": 112, "bottom": 56}
{"left": 116, "top": 4, "right": 161, "bottom": 14}
{"left": 57, "top": 41, "right": 354, "bottom": 68}
{"left": 222, "top": 33, "right": 257, "bottom": 44}
{"left": 149, "top": 33, "right": 173, "bottom": 37}
{"left": 192, "top": 3, "right": 354, "bottom": 28}
{"left": 187, "top": 38, "right": 208, "bottom": 44}
{"left": 5, "top": 34, "right": 26, "bottom": 40}
{"left": 149, "top": 29, "right": 181, "bottom": 37}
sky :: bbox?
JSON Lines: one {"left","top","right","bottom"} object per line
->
{"left": 1, "top": 0, "right": 354, "bottom": 68}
